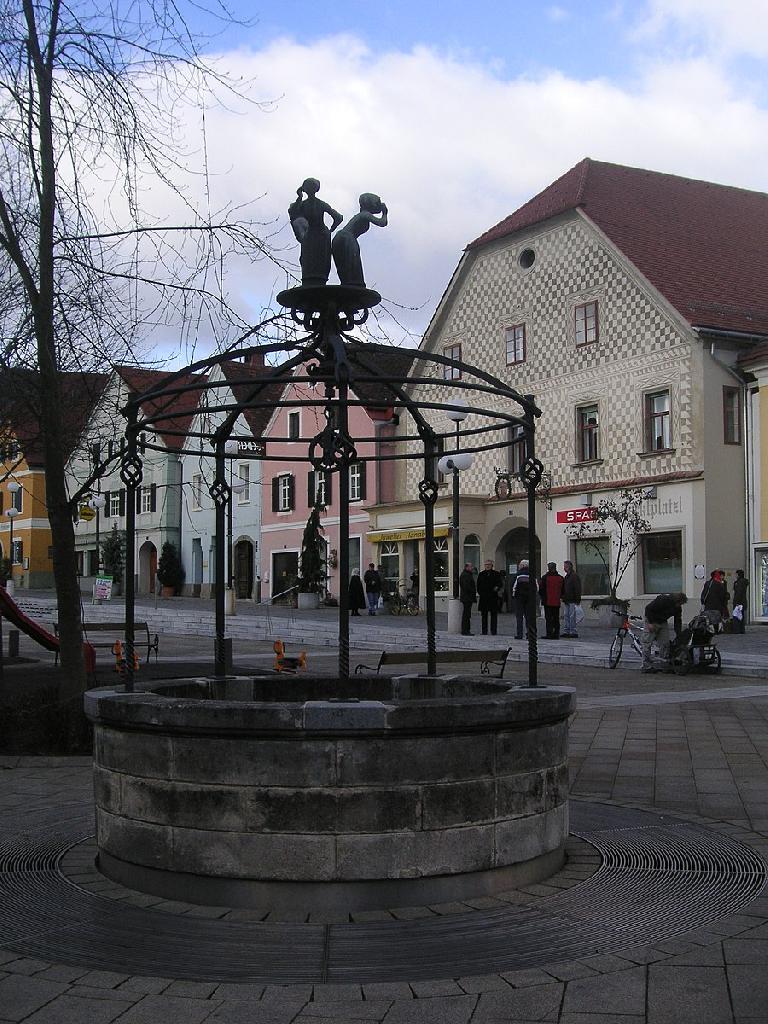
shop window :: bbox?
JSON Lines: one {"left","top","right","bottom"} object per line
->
{"left": 641, "top": 531, "right": 683, "bottom": 593}
{"left": 758, "top": 549, "right": 768, "bottom": 618}
{"left": 575, "top": 300, "right": 598, "bottom": 346}
{"left": 577, "top": 405, "right": 599, "bottom": 462}
{"left": 645, "top": 390, "right": 671, "bottom": 451}
{"left": 463, "top": 534, "right": 481, "bottom": 574}
{"left": 572, "top": 537, "right": 610, "bottom": 595}
{"left": 434, "top": 537, "right": 449, "bottom": 592}
{"left": 380, "top": 542, "right": 399, "bottom": 593}
{"left": 505, "top": 324, "right": 526, "bottom": 365}
{"left": 723, "top": 387, "right": 741, "bottom": 444}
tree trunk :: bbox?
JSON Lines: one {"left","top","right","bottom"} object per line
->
{"left": 26, "top": 0, "right": 86, "bottom": 701}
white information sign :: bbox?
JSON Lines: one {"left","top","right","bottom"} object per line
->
{"left": 93, "top": 575, "right": 113, "bottom": 600}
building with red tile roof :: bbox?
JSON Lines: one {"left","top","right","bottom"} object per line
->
{"left": 386, "top": 160, "right": 763, "bottom": 618}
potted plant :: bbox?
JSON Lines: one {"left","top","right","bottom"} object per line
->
{"left": 567, "top": 488, "right": 653, "bottom": 626}
{"left": 100, "top": 526, "right": 126, "bottom": 597}
{"left": 157, "top": 541, "right": 185, "bottom": 597}
{"left": 297, "top": 504, "right": 326, "bottom": 609}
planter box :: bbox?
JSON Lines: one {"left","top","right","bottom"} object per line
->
{"left": 297, "top": 592, "right": 320, "bottom": 610}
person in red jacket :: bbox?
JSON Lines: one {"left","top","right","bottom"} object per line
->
{"left": 538, "top": 562, "right": 564, "bottom": 639}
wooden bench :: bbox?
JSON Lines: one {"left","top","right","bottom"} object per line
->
{"left": 354, "top": 648, "right": 512, "bottom": 678}
{"left": 54, "top": 621, "right": 159, "bottom": 664}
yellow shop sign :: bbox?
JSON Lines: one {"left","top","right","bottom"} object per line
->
{"left": 367, "top": 526, "right": 450, "bottom": 543}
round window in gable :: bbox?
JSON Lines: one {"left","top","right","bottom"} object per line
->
{"left": 518, "top": 248, "right": 536, "bottom": 270}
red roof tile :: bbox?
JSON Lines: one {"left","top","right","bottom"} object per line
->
{"left": 116, "top": 366, "right": 207, "bottom": 451}
{"left": 469, "top": 158, "right": 768, "bottom": 336}
{"left": 1, "top": 370, "right": 109, "bottom": 467}
{"left": 220, "top": 359, "right": 285, "bottom": 439}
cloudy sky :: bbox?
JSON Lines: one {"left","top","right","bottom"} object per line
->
{"left": 138, "top": 0, "right": 768, "bottom": 358}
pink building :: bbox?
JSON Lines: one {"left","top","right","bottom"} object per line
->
{"left": 260, "top": 376, "right": 388, "bottom": 601}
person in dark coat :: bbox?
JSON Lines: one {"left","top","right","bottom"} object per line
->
{"left": 561, "top": 560, "right": 582, "bottom": 638}
{"left": 477, "top": 559, "right": 503, "bottom": 636}
{"left": 458, "top": 562, "right": 477, "bottom": 636}
{"left": 701, "top": 570, "right": 729, "bottom": 628}
{"left": 349, "top": 569, "right": 366, "bottom": 616}
{"left": 512, "top": 560, "right": 532, "bottom": 640}
{"left": 732, "top": 569, "right": 749, "bottom": 634}
{"left": 539, "top": 562, "right": 564, "bottom": 639}
{"left": 363, "top": 563, "right": 382, "bottom": 616}
{"left": 642, "top": 592, "right": 687, "bottom": 672}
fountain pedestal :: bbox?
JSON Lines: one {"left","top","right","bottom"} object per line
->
{"left": 86, "top": 676, "right": 574, "bottom": 912}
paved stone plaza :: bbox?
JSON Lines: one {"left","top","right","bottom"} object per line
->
{"left": 1, "top": 619, "right": 768, "bottom": 1021}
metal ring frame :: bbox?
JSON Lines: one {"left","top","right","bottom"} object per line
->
{"left": 118, "top": 313, "right": 543, "bottom": 690}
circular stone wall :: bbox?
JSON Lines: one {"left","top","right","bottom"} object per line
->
{"left": 85, "top": 677, "right": 574, "bottom": 911}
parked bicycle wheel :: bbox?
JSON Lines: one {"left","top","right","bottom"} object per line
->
{"left": 608, "top": 632, "right": 624, "bottom": 669}
{"left": 389, "top": 595, "right": 402, "bottom": 616}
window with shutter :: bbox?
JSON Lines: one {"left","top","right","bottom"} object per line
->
{"left": 103, "top": 491, "right": 111, "bottom": 517}
{"left": 272, "top": 476, "right": 280, "bottom": 512}
{"left": 118, "top": 490, "right": 126, "bottom": 517}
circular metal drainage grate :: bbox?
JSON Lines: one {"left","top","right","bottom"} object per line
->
{"left": 0, "top": 798, "right": 764, "bottom": 983}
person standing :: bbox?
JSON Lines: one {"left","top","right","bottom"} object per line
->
{"left": 512, "top": 560, "right": 532, "bottom": 640}
{"left": 477, "top": 559, "right": 503, "bottom": 636}
{"left": 701, "top": 569, "right": 729, "bottom": 629}
{"left": 642, "top": 592, "right": 687, "bottom": 672}
{"left": 561, "top": 560, "right": 582, "bottom": 638}
{"left": 732, "top": 569, "right": 749, "bottom": 634}
{"left": 363, "top": 562, "right": 382, "bottom": 616}
{"left": 459, "top": 562, "right": 477, "bottom": 636}
{"left": 349, "top": 569, "right": 366, "bottom": 616}
{"left": 539, "top": 562, "right": 564, "bottom": 639}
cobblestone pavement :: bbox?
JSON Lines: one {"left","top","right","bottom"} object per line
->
{"left": 0, "top": 670, "right": 767, "bottom": 1021}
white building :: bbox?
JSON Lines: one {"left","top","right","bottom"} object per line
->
{"left": 371, "top": 160, "right": 767, "bottom": 613}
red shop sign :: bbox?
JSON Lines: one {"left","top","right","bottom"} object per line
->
{"left": 556, "top": 507, "right": 597, "bottom": 524}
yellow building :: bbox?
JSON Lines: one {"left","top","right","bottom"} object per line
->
{"left": 1, "top": 434, "right": 54, "bottom": 589}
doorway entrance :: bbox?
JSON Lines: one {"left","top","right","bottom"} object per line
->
{"left": 138, "top": 541, "right": 157, "bottom": 595}
{"left": 235, "top": 540, "right": 254, "bottom": 599}
{"left": 272, "top": 551, "right": 298, "bottom": 600}
{"left": 498, "top": 527, "right": 541, "bottom": 579}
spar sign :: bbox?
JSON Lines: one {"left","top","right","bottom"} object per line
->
{"left": 556, "top": 507, "right": 597, "bottom": 524}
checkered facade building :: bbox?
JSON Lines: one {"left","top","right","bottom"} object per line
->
{"left": 403, "top": 212, "right": 699, "bottom": 501}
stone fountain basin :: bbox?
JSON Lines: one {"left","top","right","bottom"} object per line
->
{"left": 85, "top": 676, "right": 575, "bottom": 911}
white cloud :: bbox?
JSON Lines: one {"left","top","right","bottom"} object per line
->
{"left": 636, "top": 0, "right": 768, "bottom": 58}
{"left": 126, "top": 33, "right": 768, "bottom": 356}
{"left": 546, "top": 5, "right": 571, "bottom": 21}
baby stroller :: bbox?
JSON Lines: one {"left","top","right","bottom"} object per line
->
{"left": 670, "top": 612, "right": 722, "bottom": 675}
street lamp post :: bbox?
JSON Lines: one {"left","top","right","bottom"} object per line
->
{"left": 224, "top": 440, "right": 247, "bottom": 616}
{"left": 5, "top": 481, "right": 21, "bottom": 597}
{"left": 438, "top": 401, "right": 474, "bottom": 635}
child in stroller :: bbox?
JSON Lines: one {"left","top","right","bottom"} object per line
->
{"left": 671, "top": 612, "right": 722, "bottom": 674}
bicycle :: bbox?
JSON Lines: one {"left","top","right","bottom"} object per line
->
{"left": 608, "top": 614, "right": 646, "bottom": 668}
{"left": 387, "top": 581, "right": 420, "bottom": 616}
{"left": 609, "top": 612, "right": 719, "bottom": 675}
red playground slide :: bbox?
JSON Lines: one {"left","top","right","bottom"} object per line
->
{"left": 0, "top": 586, "right": 59, "bottom": 651}
{"left": 0, "top": 587, "right": 95, "bottom": 670}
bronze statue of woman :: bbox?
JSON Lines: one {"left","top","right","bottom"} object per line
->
{"left": 288, "top": 178, "right": 343, "bottom": 287}
{"left": 331, "top": 193, "right": 388, "bottom": 288}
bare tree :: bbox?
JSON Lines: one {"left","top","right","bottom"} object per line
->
{"left": 566, "top": 488, "right": 653, "bottom": 610}
{"left": 0, "top": 0, "right": 285, "bottom": 701}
